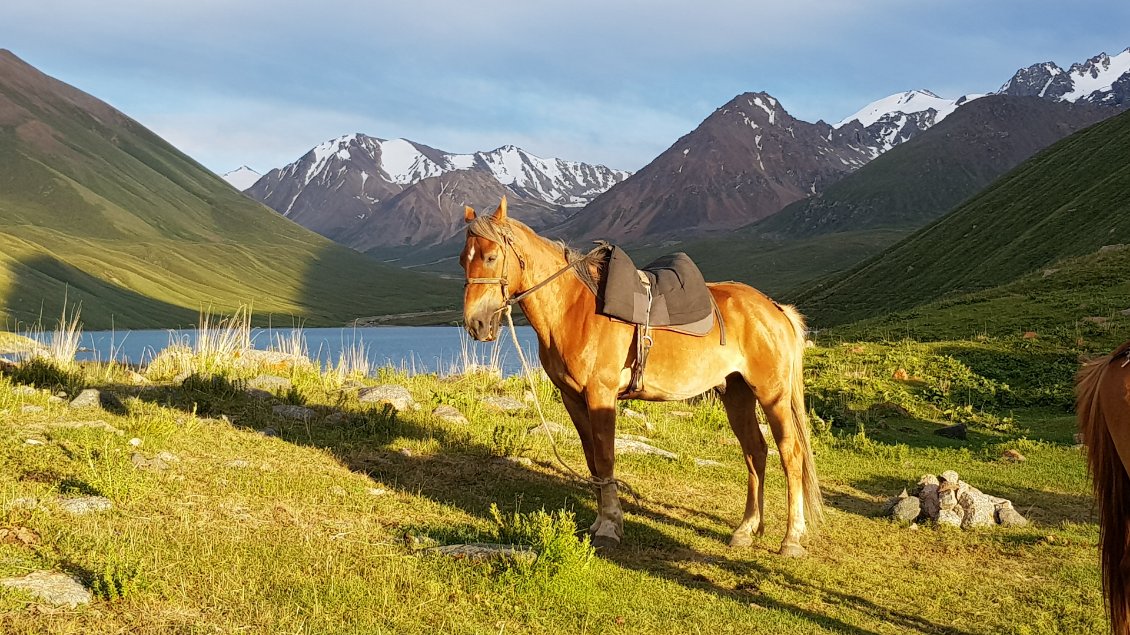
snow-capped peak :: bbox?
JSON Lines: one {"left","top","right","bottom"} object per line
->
{"left": 221, "top": 165, "right": 262, "bottom": 191}
{"left": 1062, "top": 48, "right": 1130, "bottom": 102}
{"left": 834, "top": 90, "right": 975, "bottom": 129}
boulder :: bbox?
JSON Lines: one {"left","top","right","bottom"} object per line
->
{"left": 57, "top": 496, "right": 112, "bottom": 515}
{"left": 481, "top": 395, "right": 526, "bottom": 412}
{"left": 272, "top": 404, "right": 316, "bottom": 420}
{"left": 0, "top": 571, "right": 92, "bottom": 607}
{"left": 68, "top": 389, "right": 102, "bottom": 409}
{"left": 616, "top": 437, "right": 677, "bottom": 459}
{"left": 959, "top": 491, "right": 996, "bottom": 528}
{"left": 940, "top": 470, "right": 960, "bottom": 484}
{"left": 248, "top": 374, "right": 293, "bottom": 394}
{"left": 996, "top": 504, "right": 1029, "bottom": 528}
{"left": 934, "top": 423, "right": 967, "bottom": 440}
{"left": 358, "top": 385, "right": 417, "bottom": 411}
{"left": 427, "top": 543, "right": 537, "bottom": 565}
{"left": 918, "top": 477, "right": 941, "bottom": 520}
{"left": 890, "top": 495, "right": 922, "bottom": 523}
{"left": 432, "top": 405, "right": 469, "bottom": 425}
{"left": 937, "top": 507, "right": 964, "bottom": 528}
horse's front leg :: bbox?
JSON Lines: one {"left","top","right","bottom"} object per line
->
{"left": 583, "top": 386, "right": 622, "bottom": 549}
{"left": 559, "top": 387, "right": 617, "bottom": 543}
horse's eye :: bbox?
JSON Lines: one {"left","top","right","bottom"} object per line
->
{"left": 485, "top": 254, "right": 498, "bottom": 265}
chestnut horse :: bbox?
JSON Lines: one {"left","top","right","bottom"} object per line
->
{"left": 1077, "top": 339, "right": 1130, "bottom": 635}
{"left": 460, "top": 197, "right": 821, "bottom": 556}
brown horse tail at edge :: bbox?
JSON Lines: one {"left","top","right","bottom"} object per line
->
{"left": 780, "top": 303, "right": 824, "bottom": 528}
{"left": 1076, "top": 343, "right": 1130, "bottom": 635}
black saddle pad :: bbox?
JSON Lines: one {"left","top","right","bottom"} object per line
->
{"left": 598, "top": 246, "right": 713, "bottom": 327}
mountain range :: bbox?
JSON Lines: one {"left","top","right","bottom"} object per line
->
{"left": 243, "top": 135, "right": 629, "bottom": 248}
{"left": 236, "top": 48, "right": 1129, "bottom": 251}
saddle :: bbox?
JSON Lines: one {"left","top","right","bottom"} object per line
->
{"left": 596, "top": 246, "right": 725, "bottom": 396}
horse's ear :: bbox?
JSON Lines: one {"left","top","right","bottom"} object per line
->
{"left": 491, "top": 196, "right": 508, "bottom": 221}
{"left": 464, "top": 205, "right": 476, "bottom": 223}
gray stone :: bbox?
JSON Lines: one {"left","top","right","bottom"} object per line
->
{"left": 1, "top": 570, "right": 92, "bottom": 607}
{"left": 481, "top": 395, "right": 526, "bottom": 412}
{"left": 694, "top": 458, "right": 724, "bottom": 468}
{"left": 272, "top": 404, "right": 316, "bottom": 420}
{"left": 940, "top": 470, "right": 960, "bottom": 484}
{"left": 918, "top": 481, "right": 940, "bottom": 520}
{"left": 259, "top": 427, "right": 279, "bottom": 437}
{"left": 131, "top": 452, "right": 170, "bottom": 471}
{"left": 8, "top": 497, "right": 39, "bottom": 510}
{"left": 938, "top": 488, "right": 958, "bottom": 511}
{"left": 615, "top": 437, "right": 677, "bottom": 459}
{"left": 324, "top": 412, "right": 347, "bottom": 424}
{"left": 890, "top": 496, "right": 922, "bottom": 523}
{"left": 432, "top": 404, "right": 469, "bottom": 425}
{"left": 47, "top": 395, "right": 65, "bottom": 404}
{"left": 882, "top": 488, "right": 910, "bottom": 515}
{"left": 959, "top": 491, "right": 996, "bottom": 528}
{"left": 13, "top": 385, "right": 38, "bottom": 396}
{"left": 155, "top": 451, "right": 180, "bottom": 463}
{"left": 226, "top": 459, "right": 250, "bottom": 469}
{"left": 934, "top": 423, "right": 967, "bottom": 440}
{"left": 937, "top": 507, "right": 964, "bottom": 528}
{"left": 58, "top": 496, "right": 112, "bottom": 515}
{"left": 428, "top": 542, "right": 537, "bottom": 564}
{"left": 358, "top": 385, "right": 417, "bottom": 411}
{"left": 996, "top": 505, "right": 1029, "bottom": 527}
{"left": 68, "top": 389, "right": 102, "bottom": 409}
{"left": 20, "top": 405, "right": 44, "bottom": 414}
{"left": 913, "top": 474, "right": 939, "bottom": 495}
{"left": 48, "top": 420, "right": 123, "bottom": 435}
{"left": 126, "top": 370, "right": 151, "bottom": 385}
{"left": 248, "top": 374, "right": 293, "bottom": 393}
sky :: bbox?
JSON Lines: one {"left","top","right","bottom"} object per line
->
{"left": 3, "top": 1, "right": 1128, "bottom": 175}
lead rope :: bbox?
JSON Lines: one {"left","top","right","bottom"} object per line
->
{"left": 500, "top": 303, "right": 640, "bottom": 504}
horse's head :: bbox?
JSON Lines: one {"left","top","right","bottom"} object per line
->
{"left": 461, "top": 196, "right": 525, "bottom": 341}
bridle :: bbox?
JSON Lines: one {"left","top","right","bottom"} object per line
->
{"left": 463, "top": 218, "right": 609, "bottom": 318}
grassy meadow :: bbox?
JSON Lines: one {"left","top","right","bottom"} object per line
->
{"left": 0, "top": 310, "right": 1106, "bottom": 634}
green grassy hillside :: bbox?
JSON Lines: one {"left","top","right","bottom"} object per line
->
{"left": 799, "top": 108, "right": 1130, "bottom": 328}
{"left": 0, "top": 50, "right": 458, "bottom": 328}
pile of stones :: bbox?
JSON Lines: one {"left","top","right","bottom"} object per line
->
{"left": 885, "top": 470, "right": 1029, "bottom": 529}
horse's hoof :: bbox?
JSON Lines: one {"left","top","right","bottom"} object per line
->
{"left": 591, "top": 534, "right": 621, "bottom": 550}
{"left": 777, "top": 544, "right": 807, "bottom": 558}
{"left": 728, "top": 532, "right": 753, "bottom": 548}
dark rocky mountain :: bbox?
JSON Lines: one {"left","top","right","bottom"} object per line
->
{"left": 998, "top": 48, "right": 1130, "bottom": 106}
{"left": 750, "top": 96, "right": 1117, "bottom": 239}
{"left": 245, "top": 134, "right": 629, "bottom": 248}
{"left": 554, "top": 92, "right": 888, "bottom": 243}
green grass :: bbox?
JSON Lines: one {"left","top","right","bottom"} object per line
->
{"left": 799, "top": 107, "right": 1130, "bottom": 327}
{"left": 0, "top": 336, "right": 1104, "bottom": 634}
{"left": 0, "top": 52, "right": 459, "bottom": 329}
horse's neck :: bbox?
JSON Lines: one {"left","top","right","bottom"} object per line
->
{"left": 513, "top": 233, "right": 589, "bottom": 341}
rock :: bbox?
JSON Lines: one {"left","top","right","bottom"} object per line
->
{"left": 24, "top": 439, "right": 45, "bottom": 446}
{"left": 996, "top": 505, "right": 1029, "bottom": 527}
{"left": 500, "top": 456, "right": 534, "bottom": 467}
{"left": 248, "top": 374, "right": 293, "bottom": 394}
{"left": 324, "top": 412, "right": 347, "bottom": 424}
{"left": 959, "top": 491, "right": 996, "bottom": 528}
{"left": 1073, "top": 432, "right": 1084, "bottom": 445}
{"left": 58, "top": 496, "right": 112, "bottom": 515}
{"left": 20, "top": 405, "right": 44, "bottom": 414}
{"left": 358, "top": 385, "right": 418, "bottom": 411}
{"left": 47, "top": 395, "right": 65, "bottom": 404}
{"left": 918, "top": 479, "right": 940, "bottom": 520}
{"left": 226, "top": 460, "right": 250, "bottom": 469}
{"left": 272, "top": 404, "right": 316, "bottom": 420}
{"left": 259, "top": 427, "right": 278, "bottom": 437}
{"left": 129, "top": 437, "right": 142, "bottom": 447}
{"left": 68, "top": 389, "right": 102, "bottom": 409}
{"left": 1099, "top": 244, "right": 1127, "bottom": 253}
{"left": 940, "top": 470, "right": 960, "bottom": 484}
{"left": 621, "top": 407, "right": 647, "bottom": 421}
{"left": 156, "top": 451, "right": 179, "bottom": 463}
{"left": 427, "top": 543, "right": 537, "bottom": 564}
{"left": 126, "top": 370, "right": 151, "bottom": 385}
{"left": 937, "top": 507, "right": 964, "bottom": 528}
{"left": 432, "top": 405, "right": 469, "bottom": 425}
{"left": 694, "top": 458, "right": 724, "bottom": 468}
{"left": 8, "top": 497, "right": 39, "bottom": 510}
{"left": 0, "top": 571, "right": 92, "bottom": 607}
{"left": 131, "top": 452, "right": 170, "bottom": 471}
{"left": 615, "top": 437, "right": 677, "bottom": 459}
{"left": 1001, "top": 449, "right": 1026, "bottom": 462}
{"left": 398, "top": 448, "right": 413, "bottom": 457}
{"left": 481, "top": 395, "right": 526, "bottom": 412}
{"left": 882, "top": 488, "right": 910, "bottom": 515}
{"left": 13, "top": 385, "right": 38, "bottom": 396}
{"left": 935, "top": 423, "right": 967, "bottom": 440}
{"left": 890, "top": 496, "right": 922, "bottom": 523}
{"left": 48, "top": 420, "right": 123, "bottom": 435}
{"left": 938, "top": 487, "right": 959, "bottom": 512}
{"left": 1121, "top": 308, "right": 1130, "bottom": 317}
{"left": 913, "top": 474, "right": 939, "bottom": 495}
{"left": 669, "top": 409, "right": 694, "bottom": 418}
{"left": 1082, "top": 316, "right": 1109, "bottom": 325}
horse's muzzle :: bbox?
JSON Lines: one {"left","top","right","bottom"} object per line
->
{"left": 465, "top": 311, "right": 501, "bottom": 342}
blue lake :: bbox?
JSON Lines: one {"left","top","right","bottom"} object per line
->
{"left": 29, "top": 326, "right": 541, "bottom": 377}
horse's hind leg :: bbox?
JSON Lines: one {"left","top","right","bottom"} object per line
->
{"left": 761, "top": 394, "right": 808, "bottom": 557}
{"left": 719, "top": 374, "right": 768, "bottom": 548}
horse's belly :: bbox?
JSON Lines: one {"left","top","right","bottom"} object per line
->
{"left": 617, "top": 340, "right": 737, "bottom": 401}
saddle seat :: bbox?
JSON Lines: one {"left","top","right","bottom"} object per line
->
{"left": 598, "top": 246, "right": 717, "bottom": 336}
